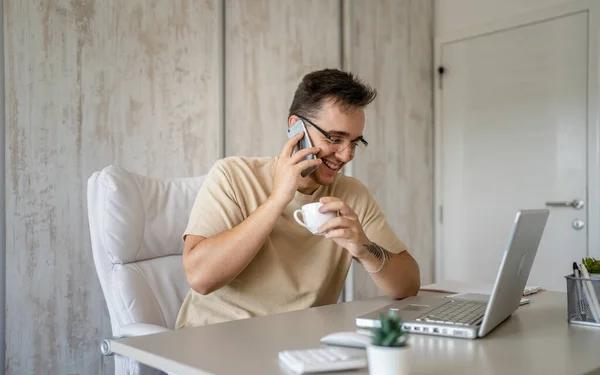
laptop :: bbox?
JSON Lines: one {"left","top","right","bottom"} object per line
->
{"left": 356, "top": 209, "right": 549, "bottom": 339}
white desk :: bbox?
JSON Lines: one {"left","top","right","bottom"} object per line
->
{"left": 109, "top": 291, "right": 600, "bottom": 375}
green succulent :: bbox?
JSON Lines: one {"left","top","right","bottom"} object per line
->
{"left": 583, "top": 257, "right": 600, "bottom": 274}
{"left": 371, "top": 311, "right": 407, "bottom": 347}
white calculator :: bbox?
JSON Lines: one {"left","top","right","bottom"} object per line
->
{"left": 278, "top": 346, "right": 367, "bottom": 374}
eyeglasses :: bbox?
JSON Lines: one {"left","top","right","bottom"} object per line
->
{"left": 293, "top": 114, "right": 369, "bottom": 154}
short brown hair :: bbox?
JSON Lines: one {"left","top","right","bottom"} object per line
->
{"left": 288, "top": 69, "right": 377, "bottom": 119}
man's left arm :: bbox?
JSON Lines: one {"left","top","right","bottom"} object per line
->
{"left": 355, "top": 243, "right": 420, "bottom": 298}
{"left": 318, "top": 196, "right": 420, "bottom": 299}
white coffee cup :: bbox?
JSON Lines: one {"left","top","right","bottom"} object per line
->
{"left": 293, "top": 202, "right": 336, "bottom": 235}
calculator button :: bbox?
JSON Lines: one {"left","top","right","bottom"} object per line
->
{"left": 329, "top": 347, "right": 351, "bottom": 360}
{"left": 318, "top": 349, "right": 337, "bottom": 362}
{"left": 308, "top": 350, "right": 326, "bottom": 363}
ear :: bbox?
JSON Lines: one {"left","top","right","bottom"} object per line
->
{"left": 288, "top": 115, "right": 300, "bottom": 128}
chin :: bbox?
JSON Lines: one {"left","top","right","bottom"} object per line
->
{"left": 310, "top": 164, "right": 339, "bottom": 186}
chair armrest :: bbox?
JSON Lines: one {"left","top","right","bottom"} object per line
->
{"left": 101, "top": 323, "right": 171, "bottom": 356}
{"left": 118, "top": 323, "right": 171, "bottom": 337}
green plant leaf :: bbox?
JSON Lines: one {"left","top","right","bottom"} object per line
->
{"left": 373, "top": 330, "right": 385, "bottom": 346}
{"left": 381, "top": 332, "right": 397, "bottom": 346}
{"left": 382, "top": 316, "right": 391, "bottom": 332}
{"left": 583, "top": 257, "right": 600, "bottom": 274}
{"left": 371, "top": 311, "right": 408, "bottom": 347}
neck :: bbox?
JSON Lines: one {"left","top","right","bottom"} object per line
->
{"left": 297, "top": 176, "right": 320, "bottom": 195}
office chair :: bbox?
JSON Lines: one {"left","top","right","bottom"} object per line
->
{"left": 87, "top": 165, "right": 205, "bottom": 375}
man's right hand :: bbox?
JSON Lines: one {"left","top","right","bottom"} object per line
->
{"left": 270, "top": 131, "right": 321, "bottom": 206}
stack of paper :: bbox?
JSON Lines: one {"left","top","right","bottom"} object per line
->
{"left": 523, "top": 286, "right": 543, "bottom": 296}
{"left": 420, "top": 280, "right": 542, "bottom": 305}
{"left": 420, "top": 280, "right": 542, "bottom": 296}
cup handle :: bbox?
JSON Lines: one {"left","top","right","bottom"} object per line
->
{"left": 293, "top": 210, "right": 309, "bottom": 228}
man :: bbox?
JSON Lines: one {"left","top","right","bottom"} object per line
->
{"left": 176, "top": 69, "right": 420, "bottom": 328}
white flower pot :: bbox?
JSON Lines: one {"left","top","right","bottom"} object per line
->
{"left": 366, "top": 344, "right": 410, "bottom": 375}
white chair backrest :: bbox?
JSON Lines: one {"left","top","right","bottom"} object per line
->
{"left": 87, "top": 165, "right": 205, "bottom": 335}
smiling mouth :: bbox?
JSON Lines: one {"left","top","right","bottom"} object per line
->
{"left": 322, "top": 159, "right": 341, "bottom": 172}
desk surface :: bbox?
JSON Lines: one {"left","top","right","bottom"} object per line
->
{"left": 111, "top": 291, "right": 600, "bottom": 375}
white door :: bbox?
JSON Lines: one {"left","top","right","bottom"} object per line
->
{"left": 439, "top": 12, "right": 588, "bottom": 291}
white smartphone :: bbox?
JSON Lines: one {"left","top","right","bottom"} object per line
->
{"left": 287, "top": 119, "right": 318, "bottom": 177}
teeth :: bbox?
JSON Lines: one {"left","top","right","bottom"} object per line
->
{"left": 323, "top": 160, "right": 339, "bottom": 171}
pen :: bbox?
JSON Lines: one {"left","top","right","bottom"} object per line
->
{"left": 573, "top": 262, "right": 587, "bottom": 321}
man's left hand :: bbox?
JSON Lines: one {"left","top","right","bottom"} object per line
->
{"left": 317, "top": 196, "right": 369, "bottom": 258}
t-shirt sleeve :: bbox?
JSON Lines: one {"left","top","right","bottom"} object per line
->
{"left": 183, "top": 160, "right": 245, "bottom": 240}
{"left": 360, "top": 190, "right": 408, "bottom": 255}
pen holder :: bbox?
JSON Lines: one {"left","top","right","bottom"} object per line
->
{"left": 565, "top": 274, "right": 600, "bottom": 327}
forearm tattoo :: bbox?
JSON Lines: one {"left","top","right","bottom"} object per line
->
{"left": 364, "top": 242, "right": 393, "bottom": 260}
{"left": 359, "top": 242, "right": 392, "bottom": 274}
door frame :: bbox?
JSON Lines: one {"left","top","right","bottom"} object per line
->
{"left": 434, "top": 0, "right": 600, "bottom": 281}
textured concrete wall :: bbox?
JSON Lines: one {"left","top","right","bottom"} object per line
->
{"left": 4, "top": 0, "right": 433, "bottom": 373}
{"left": 5, "top": 1, "right": 221, "bottom": 373}
{"left": 348, "top": 0, "right": 434, "bottom": 299}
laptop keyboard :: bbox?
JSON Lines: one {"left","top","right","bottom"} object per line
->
{"left": 415, "top": 300, "right": 487, "bottom": 326}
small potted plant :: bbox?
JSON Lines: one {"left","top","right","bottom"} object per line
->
{"left": 367, "top": 311, "right": 410, "bottom": 375}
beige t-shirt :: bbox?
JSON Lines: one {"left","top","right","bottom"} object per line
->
{"left": 175, "top": 156, "right": 407, "bottom": 328}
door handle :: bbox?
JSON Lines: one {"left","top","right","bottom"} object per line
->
{"left": 545, "top": 199, "right": 584, "bottom": 210}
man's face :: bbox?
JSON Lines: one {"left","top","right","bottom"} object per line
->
{"left": 291, "top": 99, "right": 366, "bottom": 186}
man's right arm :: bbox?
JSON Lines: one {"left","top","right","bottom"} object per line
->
{"left": 182, "top": 131, "right": 321, "bottom": 295}
{"left": 182, "top": 198, "right": 285, "bottom": 295}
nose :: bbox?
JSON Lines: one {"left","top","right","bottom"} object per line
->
{"left": 335, "top": 145, "right": 353, "bottom": 163}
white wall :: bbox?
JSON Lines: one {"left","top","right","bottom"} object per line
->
{"left": 435, "top": 0, "right": 575, "bottom": 37}
{"left": 433, "top": 0, "right": 600, "bottom": 284}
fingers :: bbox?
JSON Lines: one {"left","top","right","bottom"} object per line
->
{"left": 324, "top": 228, "right": 351, "bottom": 239}
{"left": 289, "top": 146, "right": 320, "bottom": 164}
{"left": 319, "top": 197, "right": 340, "bottom": 204}
{"left": 319, "top": 198, "right": 357, "bottom": 219}
{"left": 296, "top": 158, "right": 322, "bottom": 172}
{"left": 318, "top": 216, "right": 353, "bottom": 234}
{"left": 280, "top": 131, "right": 306, "bottom": 159}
